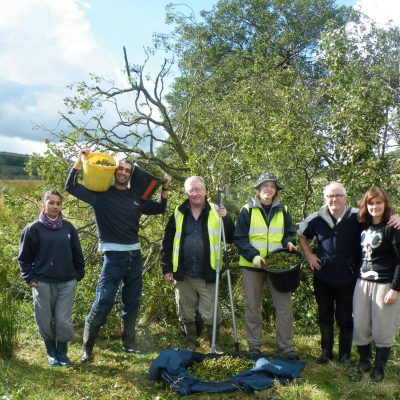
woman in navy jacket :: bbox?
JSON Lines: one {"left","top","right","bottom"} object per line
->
{"left": 18, "top": 190, "right": 85, "bottom": 367}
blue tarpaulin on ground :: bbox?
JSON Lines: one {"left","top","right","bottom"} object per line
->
{"left": 148, "top": 349, "right": 306, "bottom": 396}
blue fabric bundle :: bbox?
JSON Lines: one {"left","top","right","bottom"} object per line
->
{"left": 148, "top": 349, "right": 306, "bottom": 396}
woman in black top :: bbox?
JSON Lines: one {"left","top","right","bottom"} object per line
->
{"left": 353, "top": 187, "right": 400, "bottom": 382}
{"left": 18, "top": 190, "right": 85, "bottom": 367}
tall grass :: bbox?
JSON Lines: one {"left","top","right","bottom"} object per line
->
{"left": 0, "top": 291, "right": 20, "bottom": 359}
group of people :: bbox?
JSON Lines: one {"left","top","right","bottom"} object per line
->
{"left": 298, "top": 182, "right": 400, "bottom": 381}
{"left": 18, "top": 152, "right": 400, "bottom": 383}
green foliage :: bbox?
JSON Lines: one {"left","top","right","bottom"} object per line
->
{"left": 189, "top": 355, "right": 254, "bottom": 381}
{"left": 264, "top": 250, "right": 301, "bottom": 270}
{"left": 0, "top": 291, "right": 20, "bottom": 360}
{"left": 318, "top": 14, "right": 400, "bottom": 201}
{"left": 0, "top": 152, "right": 39, "bottom": 179}
{"left": 0, "top": 152, "right": 27, "bottom": 167}
{"left": 1, "top": 0, "right": 400, "bottom": 387}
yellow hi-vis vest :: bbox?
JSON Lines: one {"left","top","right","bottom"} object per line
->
{"left": 172, "top": 202, "right": 221, "bottom": 272}
{"left": 239, "top": 205, "right": 285, "bottom": 268}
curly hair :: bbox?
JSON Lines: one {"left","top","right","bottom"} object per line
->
{"left": 358, "top": 187, "right": 394, "bottom": 223}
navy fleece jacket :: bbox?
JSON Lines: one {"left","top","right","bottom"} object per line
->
{"left": 18, "top": 220, "right": 85, "bottom": 285}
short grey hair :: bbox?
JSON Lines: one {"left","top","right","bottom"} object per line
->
{"left": 323, "top": 182, "right": 347, "bottom": 197}
{"left": 184, "top": 176, "right": 206, "bottom": 192}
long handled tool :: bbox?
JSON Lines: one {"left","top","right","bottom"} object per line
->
{"left": 211, "top": 189, "right": 239, "bottom": 353}
{"left": 211, "top": 194, "right": 223, "bottom": 353}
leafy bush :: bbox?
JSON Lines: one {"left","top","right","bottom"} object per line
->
{"left": 0, "top": 291, "right": 20, "bottom": 359}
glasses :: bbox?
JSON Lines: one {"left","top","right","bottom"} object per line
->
{"left": 326, "top": 194, "right": 345, "bottom": 199}
{"left": 187, "top": 188, "right": 205, "bottom": 194}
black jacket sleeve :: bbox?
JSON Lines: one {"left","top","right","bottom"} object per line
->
{"left": 18, "top": 225, "right": 38, "bottom": 285}
{"left": 234, "top": 207, "right": 259, "bottom": 263}
{"left": 142, "top": 196, "right": 167, "bottom": 216}
{"left": 65, "top": 168, "right": 97, "bottom": 205}
{"left": 282, "top": 208, "right": 296, "bottom": 248}
{"left": 222, "top": 213, "right": 235, "bottom": 244}
{"left": 160, "top": 213, "right": 176, "bottom": 275}
{"left": 390, "top": 227, "right": 400, "bottom": 291}
{"left": 69, "top": 225, "right": 85, "bottom": 282}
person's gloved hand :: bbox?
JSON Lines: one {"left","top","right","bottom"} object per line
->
{"left": 252, "top": 255, "right": 265, "bottom": 268}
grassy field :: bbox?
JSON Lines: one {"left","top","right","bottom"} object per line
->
{"left": 1, "top": 321, "right": 399, "bottom": 400}
{"left": 0, "top": 179, "right": 41, "bottom": 193}
{"left": 0, "top": 180, "right": 42, "bottom": 220}
{"left": 1, "top": 179, "right": 399, "bottom": 399}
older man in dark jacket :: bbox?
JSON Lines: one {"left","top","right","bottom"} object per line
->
{"left": 161, "top": 176, "right": 234, "bottom": 352}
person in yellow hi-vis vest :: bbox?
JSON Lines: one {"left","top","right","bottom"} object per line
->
{"left": 160, "top": 176, "right": 234, "bottom": 353}
{"left": 234, "top": 172, "right": 298, "bottom": 359}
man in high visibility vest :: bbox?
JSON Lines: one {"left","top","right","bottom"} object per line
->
{"left": 234, "top": 172, "right": 298, "bottom": 359}
{"left": 161, "top": 176, "right": 234, "bottom": 352}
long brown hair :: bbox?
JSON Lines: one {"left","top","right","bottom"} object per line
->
{"left": 358, "top": 187, "right": 394, "bottom": 223}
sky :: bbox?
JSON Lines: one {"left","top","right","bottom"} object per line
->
{"left": 0, "top": 0, "right": 398, "bottom": 155}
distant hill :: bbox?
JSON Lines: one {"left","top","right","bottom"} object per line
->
{"left": 0, "top": 152, "right": 39, "bottom": 180}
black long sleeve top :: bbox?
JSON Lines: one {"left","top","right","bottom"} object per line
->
{"left": 65, "top": 168, "right": 166, "bottom": 245}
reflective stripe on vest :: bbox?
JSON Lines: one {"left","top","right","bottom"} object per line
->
{"left": 239, "top": 206, "right": 285, "bottom": 267}
{"left": 172, "top": 203, "right": 221, "bottom": 272}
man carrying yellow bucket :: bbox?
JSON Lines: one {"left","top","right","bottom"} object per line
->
{"left": 65, "top": 149, "right": 171, "bottom": 363}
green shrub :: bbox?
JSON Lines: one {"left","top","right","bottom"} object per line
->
{"left": 0, "top": 291, "right": 20, "bottom": 359}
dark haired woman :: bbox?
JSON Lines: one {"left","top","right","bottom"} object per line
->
{"left": 353, "top": 187, "right": 400, "bottom": 382}
{"left": 18, "top": 190, "right": 85, "bottom": 366}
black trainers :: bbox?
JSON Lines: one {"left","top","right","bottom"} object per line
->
{"left": 316, "top": 349, "right": 333, "bottom": 364}
{"left": 339, "top": 353, "right": 351, "bottom": 367}
{"left": 122, "top": 345, "right": 142, "bottom": 354}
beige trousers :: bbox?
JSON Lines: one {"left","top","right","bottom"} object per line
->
{"left": 353, "top": 279, "right": 400, "bottom": 347}
{"left": 175, "top": 276, "right": 222, "bottom": 326}
{"left": 242, "top": 268, "right": 294, "bottom": 353}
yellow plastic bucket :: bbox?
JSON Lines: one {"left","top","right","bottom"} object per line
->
{"left": 82, "top": 153, "right": 117, "bottom": 192}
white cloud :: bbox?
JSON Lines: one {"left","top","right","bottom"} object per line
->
{"left": 0, "top": 0, "right": 118, "bottom": 85}
{"left": 0, "top": 0, "right": 123, "bottom": 154}
{"left": 355, "top": 0, "right": 400, "bottom": 27}
{"left": 0, "top": 134, "right": 47, "bottom": 155}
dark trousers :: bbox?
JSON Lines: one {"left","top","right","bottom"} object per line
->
{"left": 84, "top": 250, "right": 143, "bottom": 346}
{"left": 314, "top": 278, "right": 355, "bottom": 331}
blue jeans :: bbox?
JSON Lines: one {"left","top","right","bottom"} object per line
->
{"left": 85, "top": 250, "right": 142, "bottom": 346}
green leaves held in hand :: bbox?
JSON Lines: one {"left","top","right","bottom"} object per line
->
{"left": 264, "top": 251, "right": 298, "bottom": 271}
